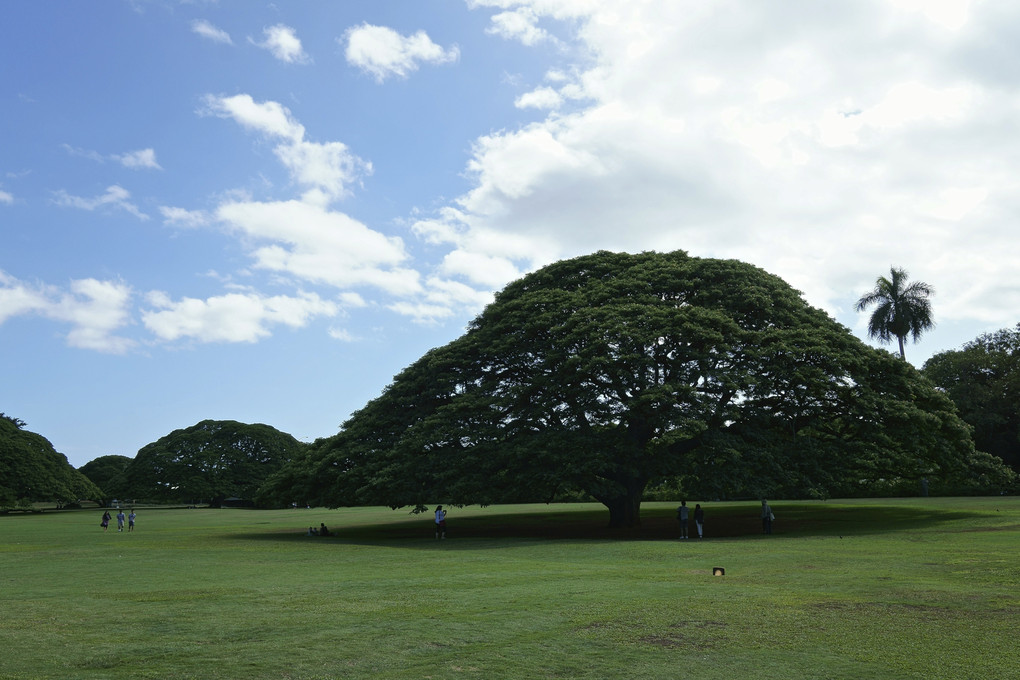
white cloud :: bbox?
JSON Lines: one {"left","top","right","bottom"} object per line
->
{"left": 343, "top": 24, "right": 459, "bottom": 82}
{"left": 54, "top": 185, "right": 149, "bottom": 221}
{"left": 918, "top": 187, "right": 989, "bottom": 222}
{"left": 515, "top": 86, "right": 563, "bottom": 110}
{"left": 196, "top": 94, "right": 444, "bottom": 311}
{"left": 328, "top": 327, "right": 356, "bottom": 342}
{"left": 56, "top": 279, "right": 135, "bottom": 353}
{"left": 0, "top": 270, "right": 49, "bottom": 323}
{"left": 414, "top": 0, "right": 1020, "bottom": 364}
{"left": 387, "top": 300, "right": 459, "bottom": 323}
{"left": 202, "top": 93, "right": 304, "bottom": 140}
{"left": 0, "top": 189, "right": 12, "bottom": 204}
{"left": 888, "top": 0, "right": 976, "bottom": 30}
{"left": 486, "top": 7, "right": 552, "bottom": 46}
{"left": 159, "top": 205, "right": 210, "bottom": 227}
{"left": 215, "top": 199, "right": 420, "bottom": 296}
{"left": 62, "top": 143, "right": 162, "bottom": 171}
{"left": 252, "top": 24, "right": 311, "bottom": 64}
{"left": 114, "top": 148, "right": 162, "bottom": 170}
{"left": 0, "top": 271, "right": 134, "bottom": 353}
{"left": 192, "top": 19, "right": 233, "bottom": 45}
{"left": 202, "top": 94, "right": 369, "bottom": 203}
{"left": 142, "top": 290, "right": 336, "bottom": 343}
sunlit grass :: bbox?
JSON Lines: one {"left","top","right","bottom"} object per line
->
{"left": 0, "top": 498, "right": 1018, "bottom": 679}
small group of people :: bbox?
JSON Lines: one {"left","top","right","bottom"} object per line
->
{"left": 675, "top": 500, "right": 705, "bottom": 539}
{"left": 100, "top": 509, "right": 135, "bottom": 532}
{"left": 676, "top": 499, "right": 776, "bottom": 538}
{"left": 307, "top": 523, "right": 331, "bottom": 536}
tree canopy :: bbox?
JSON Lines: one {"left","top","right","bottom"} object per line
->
{"left": 124, "top": 420, "right": 305, "bottom": 506}
{"left": 923, "top": 324, "right": 1020, "bottom": 474}
{"left": 265, "top": 251, "right": 1000, "bottom": 526}
{"left": 0, "top": 414, "right": 103, "bottom": 509}
{"left": 855, "top": 266, "right": 935, "bottom": 360}
{"left": 79, "top": 455, "right": 134, "bottom": 503}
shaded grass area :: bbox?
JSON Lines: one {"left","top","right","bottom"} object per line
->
{"left": 306, "top": 500, "right": 985, "bottom": 543}
{"left": 0, "top": 498, "right": 1018, "bottom": 679}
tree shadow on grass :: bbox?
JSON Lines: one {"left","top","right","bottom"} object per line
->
{"left": 228, "top": 503, "right": 987, "bottom": 548}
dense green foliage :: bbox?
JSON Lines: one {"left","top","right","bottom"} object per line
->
{"left": 0, "top": 414, "right": 103, "bottom": 509}
{"left": 855, "top": 266, "right": 935, "bottom": 360}
{"left": 124, "top": 420, "right": 305, "bottom": 506}
{"left": 924, "top": 323, "right": 1020, "bottom": 474}
{"left": 265, "top": 251, "right": 999, "bottom": 525}
{"left": 78, "top": 454, "right": 134, "bottom": 503}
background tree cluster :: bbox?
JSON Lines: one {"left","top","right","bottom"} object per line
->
{"left": 924, "top": 324, "right": 1020, "bottom": 474}
{"left": 121, "top": 420, "right": 305, "bottom": 507}
{"left": 0, "top": 414, "right": 102, "bottom": 510}
{"left": 1, "top": 416, "right": 303, "bottom": 509}
{"left": 262, "top": 251, "right": 1009, "bottom": 526}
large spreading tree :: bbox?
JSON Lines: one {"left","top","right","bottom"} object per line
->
{"left": 124, "top": 420, "right": 305, "bottom": 506}
{"left": 265, "top": 251, "right": 999, "bottom": 526}
{"left": 0, "top": 414, "right": 103, "bottom": 509}
{"left": 923, "top": 324, "right": 1020, "bottom": 474}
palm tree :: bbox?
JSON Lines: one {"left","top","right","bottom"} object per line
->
{"left": 855, "top": 266, "right": 935, "bottom": 361}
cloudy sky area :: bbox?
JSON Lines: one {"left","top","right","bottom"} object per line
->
{"left": 3, "top": 0, "right": 1018, "bottom": 467}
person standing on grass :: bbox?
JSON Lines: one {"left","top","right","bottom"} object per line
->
{"left": 694, "top": 503, "right": 705, "bottom": 539}
{"left": 116, "top": 510, "right": 126, "bottom": 532}
{"left": 434, "top": 505, "right": 447, "bottom": 539}
{"left": 761, "top": 499, "right": 773, "bottom": 535}
{"left": 676, "top": 500, "right": 689, "bottom": 539}
{"left": 101, "top": 510, "right": 111, "bottom": 531}
{"left": 128, "top": 510, "right": 136, "bottom": 532}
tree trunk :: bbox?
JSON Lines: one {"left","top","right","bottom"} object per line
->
{"left": 602, "top": 478, "right": 647, "bottom": 528}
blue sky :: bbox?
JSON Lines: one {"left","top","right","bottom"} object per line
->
{"left": 3, "top": 0, "right": 1019, "bottom": 468}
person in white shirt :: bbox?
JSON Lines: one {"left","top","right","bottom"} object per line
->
{"left": 434, "top": 506, "right": 447, "bottom": 539}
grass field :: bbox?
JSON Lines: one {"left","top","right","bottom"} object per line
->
{"left": 1, "top": 498, "right": 1017, "bottom": 679}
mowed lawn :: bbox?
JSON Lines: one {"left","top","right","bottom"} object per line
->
{"left": 1, "top": 498, "right": 1018, "bottom": 679}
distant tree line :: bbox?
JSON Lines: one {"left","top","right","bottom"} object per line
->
{"left": 2, "top": 417, "right": 305, "bottom": 510}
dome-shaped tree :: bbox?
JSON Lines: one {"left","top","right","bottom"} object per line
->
{"left": 267, "top": 251, "right": 995, "bottom": 526}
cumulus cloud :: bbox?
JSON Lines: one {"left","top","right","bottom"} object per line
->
{"left": 142, "top": 290, "right": 337, "bottom": 343}
{"left": 0, "top": 188, "right": 12, "bottom": 204}
{"left": 215, "top": 199, "right": 420, "bottom": 296}
{"left": 415, "top": 0, "right": 1020, "bottom": 360}
{"left": 192, "top": 19, "right": 233, "bottom": 45}
{"left": 54, "top": 185, "right": 149, "bottom": 220}
{"left": 0, "top": 271, "right": 134, "bottom": 353}
{"left": 0, "top": 270, "right": 49, "bottom": 324}
{"left": 514, "top": 86, "right": 563, "bottom": 110}
{"left": 252, "top": 24, "right": 311, "bottom": 64}
{"left": 343, "top": 24, "right": 459, "bottom": 82}
{"left": 486, "top": 7, "right": 553, "bottom": 46}
{"left": 192, "top": 94, "right": 441, "bottom": 318}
